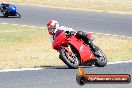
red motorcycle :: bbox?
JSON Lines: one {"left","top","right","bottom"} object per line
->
{"left": 52, "top": 30, "right": 107, "bottom": 69}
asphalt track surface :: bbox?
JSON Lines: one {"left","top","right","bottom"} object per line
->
{"left": 0, "top": 4, "right": 132, "bottom": 37}
{"left": 0, "top": 4, "right": 132, "bottom": 88}
{"left": 0, "top": 62, "right": 132, "bottom": 88}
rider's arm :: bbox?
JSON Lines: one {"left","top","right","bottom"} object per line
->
{"left": 50, "top": 35, "right": 54, "bottom": 43}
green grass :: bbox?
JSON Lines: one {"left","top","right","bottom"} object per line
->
{"left": 6, "top": 0, "right": 132, "bottom": 13}
{"left": 0, "top": 24, "right": 131, "bottom": 69}
{"left": 94, "top": 34, "right": 132, "bottom": 61}
{"left": 0, "top": 24, "right": 63, "bottom": 69}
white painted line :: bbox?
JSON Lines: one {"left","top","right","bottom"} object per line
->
{"left": 0, "top": 68, "right": 43, "bottom": 72}
{"left": 12, "top": 24, "right": 19, "bottom": 26}
{"left": 20, "top": 25, "right": 29, "bottom": 27}
{"left": 89, "top": 32, "right": 95, "bottom": 34}
{"left": 108, "top": 60, "right": 132, "bottom": 64}
{"left": 120, "top": 36, "right": 127, "bottom": 38}
{"left": 113, "top": 35, "right": 119, "bottom": 37}
{"left": 0, "top": 22, "right": 44, "bottom": 29}
{"left": 0, "top": 60, "right": 131, "bottom": 72}
{"left": 104, "top": 34, "right": 111, "bottom": 36}
{"left": 1, "top": 23, "right": 8, "bottom": 24}
{"left": 95, "top": 33, "right": 103, "bottom": 35}
{"left": 0, "top": 22, "right": 131, "bottom": 38}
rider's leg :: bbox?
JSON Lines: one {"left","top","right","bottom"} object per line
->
{"left": 86, "top": 39, "right": 101, "bottom": 57}
{"left": 76, "top": 31, "right": 101, "bottom": 57}
{"left": 0, "top": 5, "right": 6, "bottom": 13}
{"left": 2, "top": 5, "right": 9, "bottom": 14}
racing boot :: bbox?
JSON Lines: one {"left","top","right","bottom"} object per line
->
{"left": 76, "top": 31, "right": 101, "bottom": 57}
{"left": 87, "top": 40, "right": 101, "bottom": 57}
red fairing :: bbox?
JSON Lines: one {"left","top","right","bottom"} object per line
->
{"left": 52, "top": 30, "right": 67, "bottom": 49}
{"left": 67, "top": 35, "right": 95, "bottom": 63}
{"left": 52, "top": 30, "right": 95, "bottom": 64}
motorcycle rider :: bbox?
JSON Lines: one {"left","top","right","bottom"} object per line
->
{"left": 47, "top": 20, "right": 101, "bottom": 57}
{"left": 0, "top": 3, "right": 10, "bottom": 14}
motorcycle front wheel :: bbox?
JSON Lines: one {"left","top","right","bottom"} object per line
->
{"left": 16, "top": 12, "right": 21, "bottom": 18}
{"left": 59, "top": 48, "right": 80, "bottom": 69}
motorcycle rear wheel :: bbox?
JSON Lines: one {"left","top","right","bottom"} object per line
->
{"left": 60, "top": 48, "right": 80, "bottom": 69}
{"left": 3, "top": 12, "right": 8, "bottom": 17}
{"left": 94, "top": 46, "right": 107, "bottom": 67}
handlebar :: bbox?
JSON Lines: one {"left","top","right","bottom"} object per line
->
{"left": 65, "top": 31, "right": 76, "bottom": 36}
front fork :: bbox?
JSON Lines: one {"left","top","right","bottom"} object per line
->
{"left": 61, "top": 46, "right": 72, "bottom": 56}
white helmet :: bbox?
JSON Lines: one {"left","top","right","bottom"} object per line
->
{"left": 47, "top": 20, "right": 59, "bottom": 35}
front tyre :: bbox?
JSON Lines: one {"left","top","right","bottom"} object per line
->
{"left": 16, "top": 12, "right": 21, "bottom": 18}
{"left": 94, "top": 46, "right": 107, "bottom": 67}
{"left": 60, "top": 48, "right": 80, "bottom": 69}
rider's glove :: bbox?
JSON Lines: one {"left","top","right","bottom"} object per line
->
{"left": 65, "top": 31, "right": 75, "bottom": 36}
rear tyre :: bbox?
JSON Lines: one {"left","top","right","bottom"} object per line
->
{"left": 60, "top": 47, "right": 80, "bottom": 69}
{"left": 3, "top": 12, "right": 8, "bottom": 17}
{"left": 94, "top": 46, "right": 107, "bottom": 67}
